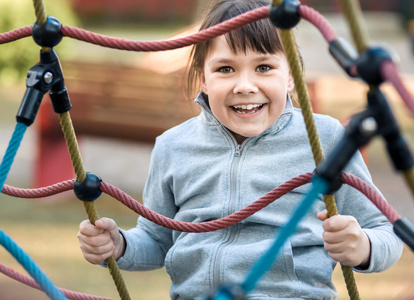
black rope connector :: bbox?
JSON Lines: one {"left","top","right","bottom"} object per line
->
{"left": 367, "top": 88, "right": 414, "bottom": 171}
{"left": 74, "top": 172, "right": 103, "bottom": 202}
{"left": 205, "top": 283, "right": 247, "bottom": 300}
{"left": 269, "top": 0, "right": 301, "bottom": 29}
{"left": 329, "top": 37, "right": 359, "bottom": 78}
{"left": 16, "top": 49, "right": 71, "bottom": 125}
{"left": 32, "top": 16, "right": 63, "bottom": 48}
{"left": 393, "top": 217, "right": 414, "bottom": 251}
{"left": 312, "top": 169, "right": 343, "bottom": 195}
{"left": 355, "top": 46, "right": 393, "bottom": 85}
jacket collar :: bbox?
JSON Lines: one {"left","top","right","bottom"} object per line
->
{"left": 194, "top": 92, "right": 293, "bottom": 136}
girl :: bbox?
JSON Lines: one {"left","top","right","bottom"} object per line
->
{"left": 78, "top": 0, "right": 403, "bottom": 299}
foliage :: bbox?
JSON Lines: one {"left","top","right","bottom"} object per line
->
{"left": 0, "top": 0, "right": 79, "bottom": 85}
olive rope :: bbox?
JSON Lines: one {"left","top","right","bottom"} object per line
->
{"left": 340, "top": 0, "right": 414, "bottom": 203}
{"left": 32, "top": 0, "right": 51, "bottom": 52}
{"left": 58, "top": 111, "right": 131, "bottom": 300}
{"left": 273, "top": 0, "right": 360, "bottom": 299}
{"left": 339, "top": 0, "right": 369, "bottom": 53}
{"left": 32, "top": 1, "right": 130, "bottom": 296}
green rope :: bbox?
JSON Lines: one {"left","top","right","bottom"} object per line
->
{"left": 32, "top": 0, "right": 51, "bottom": 52}
{"left": 339, "top": 0, "right": 369, "bottom": 53}
{"left": 271, "top": 1, "right": 361, "bottom": 299}
{"left": 58, "top": 112, "right": 131, "bottom": 300}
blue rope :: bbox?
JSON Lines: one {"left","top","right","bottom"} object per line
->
{"left": 0, "top": 230, "right": 68, "bottom": 299}
{"left": 241, "top": 176, "right": 329, "bottom": 294}
{"left": 0, "top": 121, "right": 67, "bottom": 299}
{"left": 0, "top": 122, "right": 27, "bottom": 192}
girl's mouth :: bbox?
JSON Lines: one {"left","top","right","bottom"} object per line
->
{"left": 232, "top": 104, "right": 264, "bottom": 114}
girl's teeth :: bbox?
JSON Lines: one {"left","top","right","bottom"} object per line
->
{"left": 232, "top": 104, "right": 263, "bottom": 114}
{"left": 234, "top": 104, "right": 261, "bottom": 109}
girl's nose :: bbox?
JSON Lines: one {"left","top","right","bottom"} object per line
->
{"left": 233, "top": 73, "right": 259, "bottom": 95}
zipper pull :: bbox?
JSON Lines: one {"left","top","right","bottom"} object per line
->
{"left": 235, "top": 144, "right": 241, "bottom": 157}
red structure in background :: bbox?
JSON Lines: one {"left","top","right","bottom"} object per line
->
{"left": 70, "top": 0, "right": 197, "bottom": 21}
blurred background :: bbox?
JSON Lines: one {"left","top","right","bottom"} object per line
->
{"left": 0, "top": 0, "right": 414, "bottom": 299}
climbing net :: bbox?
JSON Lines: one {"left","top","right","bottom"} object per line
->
{"left": 0, "top": 0, "right": 414, "bottom": 299}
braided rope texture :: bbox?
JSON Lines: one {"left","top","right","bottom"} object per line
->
{"left": 0, "top": 262, "right": 112, "bottom": 300}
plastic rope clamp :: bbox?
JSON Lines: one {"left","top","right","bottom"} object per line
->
{"left": 269, "top": 0, "right": 301, "bottom": 29}
{"left": 32, "top": 16, "right": 63, "bottom": 48}
{"left": 74, "top": 172, "right": 102, "bottom": 202}
{"left": 16, "top": 49, "right": 71, "bottom": 125}
{"left": 355, "top": 46, "right": 393, "bottom": 85}
{"left": 329, "top": 37, "right": 359, "bottom": 77}
{"left": 393, "top": 218, "right": 414, "bottom": 251}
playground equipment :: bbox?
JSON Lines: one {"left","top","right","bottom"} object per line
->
{"left": 1, "top": 0, "right": 414, "bottom": 299}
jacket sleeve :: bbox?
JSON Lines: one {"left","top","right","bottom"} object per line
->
{"left": 116, "top": 137, "right": 177, "bottom": 271}
{"left": 330, "top": 122, "right": 404, "bottom": 273}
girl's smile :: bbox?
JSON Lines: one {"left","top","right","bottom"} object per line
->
{"left": 200, "top": 36, "right": 294, "bottom": 143}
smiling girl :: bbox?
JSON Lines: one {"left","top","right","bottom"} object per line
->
{"left": 77, "top": 1, "right": 403, "bottom": 299}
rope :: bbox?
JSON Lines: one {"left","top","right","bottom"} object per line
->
{"left": 60, "top": 6, "right": 269, "bottom": 52}
{"left": 0, "top": 26, "right": 32, "bottom": 44}
{"left": 338, "top": 0, "right": 369, "bottom": 53}
{"left": 0, "top": 262, "right": 113, "bottom": 300}
{"left": 242, "top": 176, "right": 329, "bottom": 293}
{"left": 0, "top": 230, "right": 68, "bottom": 300}
{"left": 58, "top": 112, "right": 131, "bottom": 300}
{"left": 0, "top": 122, "right": 27, "bottom": 191}
{"left": 2, "top": 172, "right": 401, "bottom": 229}
{"left": 31, "top": 0, "right": 51, "bottom": 52}
{"left": 273, "top": 0, "right": 360, "bottom": 298}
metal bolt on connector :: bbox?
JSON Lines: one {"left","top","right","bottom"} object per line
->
{"left": 43, "top": 71, "right": 53, "bottom": 84}
{"left": 360, "top": 117, "right": 378, "bottom": 136}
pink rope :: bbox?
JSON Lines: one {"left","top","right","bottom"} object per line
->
{"left": 0, "top": 262, "right": 113, "bottom": 300}
{"left": 2, "top": 180, "right": 74, "bottom": 198}
{"left": 0, "top": 26, "right": 32, "bottom": 44}
{"left": 381, "top": 60, "right": 414, "bottom": 117}
{"left": 100, "top": 172, "right": 312, "bottom": 232}
{"left": 61, "top": 6, "right": 269, "bottom": 52}
{"left": 342, "top": 172, "right": 401, "bottom": 223}
{"left": 1, "top": 172, "right": 401, "bottom": 229}
{"left": 298, "top": 5, "right": 337, "bottom": 43}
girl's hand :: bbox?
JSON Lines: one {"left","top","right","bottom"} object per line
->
{"left": 77, "top": 217, "right": 126, "bottom": 265}
{"left": 317, "top": 210, "right": 371, "bottom": 268}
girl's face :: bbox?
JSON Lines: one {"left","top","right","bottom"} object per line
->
{"left": 201, "top": 36, "right": 294, "bottom": 144}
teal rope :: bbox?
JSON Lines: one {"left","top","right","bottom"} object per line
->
{"left": 241, "top": 176, "right": 329, "bottom": 294}
{"left": 0, "top": 122, "right": 27, "bottom": 191}
{"left": 0, "top": 229, "right": 68, "bottom": 299}
{"left": 0, "top": 121, "right": 67, "bottom": 299}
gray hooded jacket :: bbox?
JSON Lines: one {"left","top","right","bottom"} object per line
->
{"left": 117, "top": 92, "right": 403, "bottom": 299}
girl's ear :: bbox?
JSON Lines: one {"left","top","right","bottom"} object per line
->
{"left": 199, "top": 70, "right": 208, "bottom": 95}
{"left": 287, "top": 71, "right": 295, "bottom": 93}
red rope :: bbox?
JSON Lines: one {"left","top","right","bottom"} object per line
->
{"left": 1, "top": 172, "right": 401, "bottom": 229}
{"left": 2, "top": 180, "right": 74, "bottom": 198}
{"left": 0, "top": 262, "right": 113, "bottom": 300}
{"left": 0, "top": 25, "right": 32, "bottom": 44}
{"left": 381, "top": 60, "right": 414, "bottom": 117}
{"left": 61, "top": 6, "right": 269, "bottom": 52}
{"left": 99, "top": 172, "right": 312, "bottom": 232}
{"left": 298, "top": 5, "right": 337, "bottom": 42}
{"left": 341, "top": 172, "right": 401, "bottom": 223}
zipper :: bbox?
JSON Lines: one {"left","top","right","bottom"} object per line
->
{"left": 212, "top": 136, "right": 248, "bottom": 288}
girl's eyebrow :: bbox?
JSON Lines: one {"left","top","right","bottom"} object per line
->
{"left": 207, "top": 57, "right": 234, "bottom": 65}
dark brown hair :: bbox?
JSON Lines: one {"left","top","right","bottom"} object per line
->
{"left": 186, "top": 0, "right": 301, "bottom": 100}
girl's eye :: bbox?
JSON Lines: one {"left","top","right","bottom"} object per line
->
{"left": 257, "top": 65, "right": 271, "bottom": 72}
{"left": 218, "top": 66, "right": 234, "bottom": 73}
